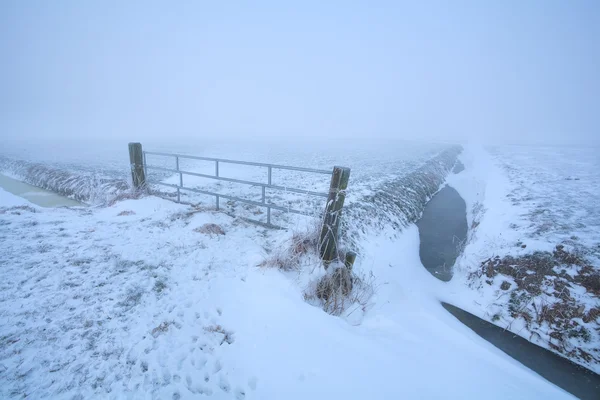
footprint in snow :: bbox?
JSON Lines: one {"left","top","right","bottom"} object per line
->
{"left": 191, "top": 354, "right": 207, "bottom": 370}
{"left": 235, "top": 387, "right": 247, "bottom": 399}
{"left": 213, "top": 360, "right": 222, "bottom": 374}
{"left": 219, "top": 374, "right": 231, "bottom": 393}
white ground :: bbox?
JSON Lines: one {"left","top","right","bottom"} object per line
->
{"left": 446, "top": 144, "right": 600, "bottom": 373}
{"left": 0, "top": 178, "right": 572, "bottom": 399}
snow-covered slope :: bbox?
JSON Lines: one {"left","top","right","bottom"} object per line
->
{"left": 0, "top": 181, "right": 571, "bottom": 398}
{"left": 447, "top": 144, "right": 600, "bottom": 374}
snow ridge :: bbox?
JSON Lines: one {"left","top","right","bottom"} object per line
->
{"left": 0, "top": 157, "right": 130, "bottom": 205}
{"left": 343, "top": 145, "right": 462, "bottom": 246}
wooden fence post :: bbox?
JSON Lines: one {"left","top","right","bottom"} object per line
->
{"left": 128, "top": 142, "right": 146, "bottom": 189}
{"left": 344, "top": 251, "right": 357, "bottom": 271}
{"left": 319, "top": 166, "right": 351, "bottom": 266}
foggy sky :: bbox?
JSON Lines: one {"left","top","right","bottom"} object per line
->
{"left": 1, "top": 1, "right": 599, "bottom": 146}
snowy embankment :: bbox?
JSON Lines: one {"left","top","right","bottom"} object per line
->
{"left": 144, "top": 141, "right": 455, "bottom": 226}
{"left": 446, "top": 144, "right": 600, "bottom": 374}
{"left": 343, "top": 145, "right": 462, "bottom": 247}
{"left": 0, "top": 146, "right": 572, "bottom": 398}
{"left": 0, "top": 156, "right": 131, "bottom": 205}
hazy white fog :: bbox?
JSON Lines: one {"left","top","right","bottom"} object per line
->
{"left": 1, "top": 1, "right": 598, "bottom": 146}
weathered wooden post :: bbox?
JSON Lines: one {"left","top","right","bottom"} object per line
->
{"left": 319, "top": 166, "right": 351, "bottom": 266}
{"left": 344, "top": 251, "right": 357, "bottom": 271}
{"left": 128, "top": 142, "right": 146, "bottom": 190}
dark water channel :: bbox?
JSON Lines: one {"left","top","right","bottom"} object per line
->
{"left": 416, "top": 185, "right": 467, "bottom": 281}
{"left": 417, "top": 184, "right": 600, "bottom": 399}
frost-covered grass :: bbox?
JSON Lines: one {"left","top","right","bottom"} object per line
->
{"left": 143, "top": 139, "right": 455, "bottom": 226}
{"left": 448, "top": 144, "right": 600, "bottom": 374}
{"left": 489, "top": 145, "right": 600, "bottom": 259}
{"left": 0, "top": 142, "right": 570, "bottom": 399}
{"left": 0, "top": 158, "right": 130, "bottom": 206}
{"left": 0, "top": 193, "right": 266, "bottom": 398}
{"left": 1, "top": 138, "right": 449, "bottom": 216}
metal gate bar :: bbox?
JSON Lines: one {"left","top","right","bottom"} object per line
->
{"left": 143, "top": 151, "right": 332, "bottom": 225}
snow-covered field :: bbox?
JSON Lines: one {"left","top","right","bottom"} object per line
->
{"left": 488, "top": 145, "right": 599, "bottom": 254}
{"left": 0, "top": 138, "right": 452, "bottom": 226}
{"left": 0, "top": 138, "right": 448, "bottom": 208}
{"left": 0, "top": 188, "right": 570, "bottom": 398}
{"left": 0, "top": 141, "right": 573, "bottom": 399}
{"left": 447, "top": 144, "right": 600, "bottom": 373}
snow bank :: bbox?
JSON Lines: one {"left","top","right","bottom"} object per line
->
{"left": 253, "top": 145, "right": 463, "bottom": 319}
{"left": 0, "top": 187, "right": 35, "bottom": 208}
{"left": 446, "top": 144, "right": 600, "bottom": 374}
{"left": 343, "top": 145, "right": 462, "bottom": 247}
{"left": 0, "top": 156, "right": 131, "bottom": 205}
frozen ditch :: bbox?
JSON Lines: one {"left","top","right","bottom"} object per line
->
{"left": 0, "top": 174, "right": 84, "bottom": 208}
{"left": 416, "top": 184, "right": 467, "bottom": 281}
{"left": 416, "top": 161, "right": 600, "bottom": 399}
{"left": 0, "top": 156, "right": 130, "bottom": 206}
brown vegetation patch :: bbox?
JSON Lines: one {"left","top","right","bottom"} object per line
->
{"left": 316, "top": 267, "right": 353, "bottom": 302}
{"left": 470, "top": 244, "right": 599, "bottom": 369}
{"left": 151, "top": 321, "right": 171, "bottom": 338}
{"left": 107, "top": 190, "right": 144, "bottom": 206}
{"left": 117, "top": 210, "right": 136, "bottom": 216}
{"left": 304, "top": 266, "right": 375, "bottom": 316}
{"left": 573, "top": 265, "right": 600, "bottom": 296}
{"left": 291, "top": 231, "right": 318, "bottom": 256}
{"left": 583, "top": 307, "right": 600, "bottom": 324}
{"left": 204, "top": 325, "right": 234, "bottom": 345}
{"left": 194, "top": 223, "right": 225, "bottom": 236}
{"left": 258, "top": 226, "right": 320, "bottom": 271}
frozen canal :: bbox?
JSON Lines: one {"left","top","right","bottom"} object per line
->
{"left": 0, "top": 174, "right": 83, "bottom": 208}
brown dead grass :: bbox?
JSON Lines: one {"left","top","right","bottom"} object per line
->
{"left": 204, "top": 324, "right": 234, "bottom": 345}
{"left": 107, "top": 190, "right": 144, "bottom": 207}
{"left": 316, "top": 267, "right": 353, "bottom": 301}
{"left": 470, "top": 244, "right": 599, "bottom": 368}
{"left": 117, "top": 210, "right": 136, "bottom": 216}
{"left": 194, "top": 223, "right": 225, "bottom": 236}
{"left": 258, "top": 225, "right": 320, "bottom": 271}
{"left": 151, "top": 321, "right": 171, "bottom": 338}
{"left": 305, "top": 267, "right": 375, "bottom": 316}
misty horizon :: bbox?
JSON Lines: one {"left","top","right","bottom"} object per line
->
{"left": 1, "top": 1, "right": 599, "bottom": 146}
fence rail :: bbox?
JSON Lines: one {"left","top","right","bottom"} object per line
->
{"left": 128, "top": 142, "right": 351, "bottom": 265}
{"left": 142, "top": 150, "right": 332, "bottom": 225}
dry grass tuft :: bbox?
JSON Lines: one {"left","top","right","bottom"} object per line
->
{"left": 258, "top": 223, "right": 373, "bottom": 317}
{"left": 117, "top": 210, "right": 136, "bottom": 216}
{"left": 151, "top": 321, "right": 172, "bottom": 338}
{"left": 107, "top": 190, "right": 144, "bottom": 207}
{"left": 305, "top": 265, "right": 375, "bottom": 316}
{"left": 259, "top": 224, "right": 320, "bottom": 271}
{"left": 194, "top": 223, "right": 226, "bottom": 236}
{"left": 204, "top": 325, "right": 234, "bottom": 345}
{"left": 316, "top": 267, "right": 353, "bottom": 301}
{"left": 291, "top": 231, "right": 318, "bottom": 256}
